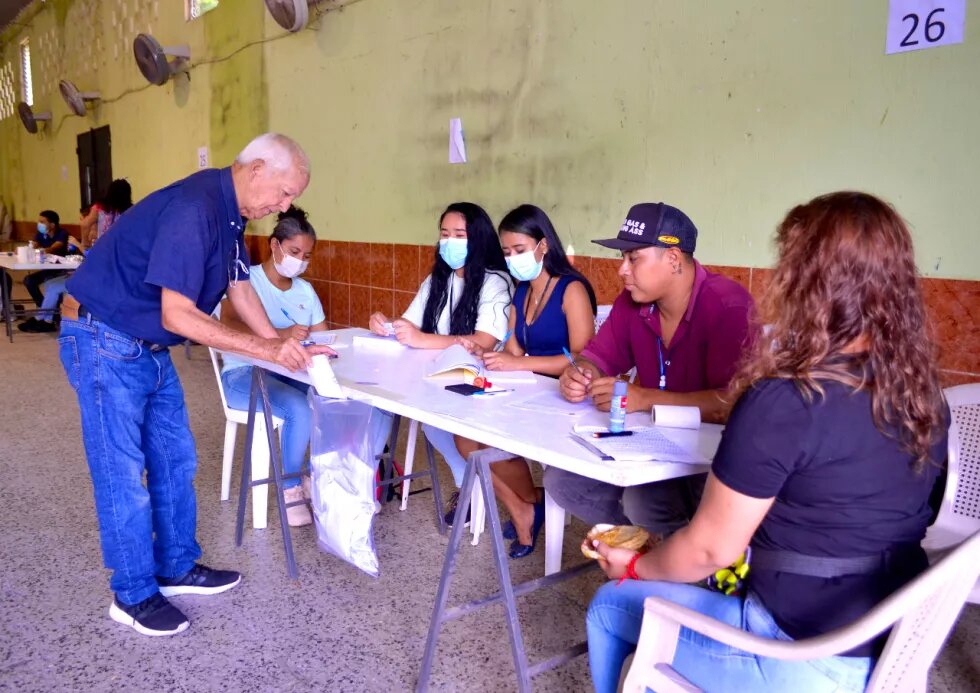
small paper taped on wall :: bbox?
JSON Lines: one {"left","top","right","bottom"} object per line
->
{"left": 449, "top": 117, "right": 467, "bottom": 164}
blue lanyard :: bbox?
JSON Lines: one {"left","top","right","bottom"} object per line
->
{"left": 657, "top": 337, "right": 667, "bottom": 391}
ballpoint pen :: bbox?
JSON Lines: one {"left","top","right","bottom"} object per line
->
{"left": 473, "top": 388, "right": 514, "bottom": 397}
{"left": 494, "top": 328, "right": 513, "bottom": 353}
{"left": 562, "top": 347, "right": 585, "bottom": 375}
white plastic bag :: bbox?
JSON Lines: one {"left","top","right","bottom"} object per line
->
{"left": 308, "top": 393, "right": 383, "bottom": 577}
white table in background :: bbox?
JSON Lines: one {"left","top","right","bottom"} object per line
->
{"left": 0, "top": 255, "right": 81, "bottom": 342}
{"left": 232, "top": 328, "right": 720, "bottom": 692}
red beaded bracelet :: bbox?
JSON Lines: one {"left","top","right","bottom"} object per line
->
{"left": 616, "top": 552, "right": 643, "bottom": 586}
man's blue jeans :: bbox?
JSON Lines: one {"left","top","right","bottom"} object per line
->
{"left": 587, "top": 580, "right": 872, "bottom": 693}
{"left": 59, "top": 318, "right": 201, "bottom": 605}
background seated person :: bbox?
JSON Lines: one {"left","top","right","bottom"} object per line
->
{"left": 23, "top": 210, "right": 69, "bottom": 308}
{"left": 369, "top": 202, "right": 513, "bottom": 525}
{"left": 80, "top": 179, "right": 133, "bottom": 248}
{"left": 585, "top": 191, "right": 949, "bottom": 693}
{"left": 456, "top": 204, "right": 597, "bottom": 558}
{"left": 547, "top": 202, "right": 756, "bottom": 537}
{"left": 19, "top": 207, "right": 88, "bottom": 333}
{"left": 219, "top": 206, "right": 326, "bottom": 527}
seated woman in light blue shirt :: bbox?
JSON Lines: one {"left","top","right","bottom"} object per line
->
{"left": 219, "top": 206, "right": 326, "bottom": 527}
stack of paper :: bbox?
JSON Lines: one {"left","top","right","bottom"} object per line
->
{"left": 571, "top": 425, "right": 706, "bottom": 464}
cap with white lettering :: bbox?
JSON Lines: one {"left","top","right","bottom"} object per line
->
{"left": 592, "top": 202, "right": 697, "bottom": 254}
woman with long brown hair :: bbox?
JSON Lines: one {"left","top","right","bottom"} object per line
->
{"left": 584, "top": 192, "right": 949, "bottom": 692}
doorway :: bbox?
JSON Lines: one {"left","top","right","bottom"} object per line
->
{"left": 77, "top": 125, "right": 111, "bottom": 210}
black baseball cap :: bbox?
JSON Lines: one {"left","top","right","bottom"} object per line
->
{"left": 592, "top": 202, "right": 698, "bottom": 254}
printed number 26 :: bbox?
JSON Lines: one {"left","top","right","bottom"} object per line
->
{"left": 901, "top": 8, "right": 946, "bottom": 47}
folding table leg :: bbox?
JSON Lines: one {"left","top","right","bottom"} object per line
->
{"left": 234, "top": 369, "right": 260, "bottom": 547}
{"left": 417, "top": 456, "right": 478, "bottom": 691}
{"left": 234, "top": 368, "right": 299, "bottom": 579}
{"left": 425, "top": 438, "right": 447, "bottom": 536}
{"left": 474, "top": 451, "right": 531, "bottom": 692}
{"left": 256, "top": 368, "right": 299, "bottom": 579}
{"left": 378, "top": 414, "right": 402, "bottom": 504}
{"left": 1, "top": 269, "right": 13, "bottom": 341}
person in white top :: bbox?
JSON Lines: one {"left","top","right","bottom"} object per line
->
{"left": 369, "top": 202, "right": 513, "bottom": 525}
{"left": 220, "top": 206, "right": 327, "bottom": 527}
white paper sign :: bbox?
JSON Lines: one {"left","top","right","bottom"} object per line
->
{"left": 197, "top": 146, "right": 209, "bottom": 169}
{"left": 449, "top": 117, "right": 467, "bottom": 164}
{"left": 886, "top": 0, "right": 966, "bottom": 54}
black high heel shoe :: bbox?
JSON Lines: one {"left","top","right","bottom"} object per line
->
{"left": 508, "top": 499, "right": 546, "bottom": 559}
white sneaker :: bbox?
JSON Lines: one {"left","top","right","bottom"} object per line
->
{"left": 283, "top": 486, "right": 313, "bottom": 527}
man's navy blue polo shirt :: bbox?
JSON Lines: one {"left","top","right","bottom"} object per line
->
{"left": 66, "top": 167, "right": 249, "bottom": 346}
{"left": 35, "top": 227, "right": 69, "bottom": 256}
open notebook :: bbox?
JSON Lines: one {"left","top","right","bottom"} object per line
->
{"left": 425, "top": 344, "right": 537, "bottom": 384}
{"left": 571, "top": 425, "right": 706, "bottom": 464}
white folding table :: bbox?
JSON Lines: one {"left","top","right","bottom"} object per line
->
{"left": 0, "top": 254, "right": 80, "bottom": 342}
{"left": 232, "top": 328, "right": 721, "bottom": 692}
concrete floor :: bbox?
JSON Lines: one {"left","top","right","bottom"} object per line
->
{"left": 1, "top": 328, "right": 978, "bottom": 692}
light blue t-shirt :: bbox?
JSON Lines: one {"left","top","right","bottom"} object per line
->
{"left": 221, "top": 264, "right": 326, "bottom": 373}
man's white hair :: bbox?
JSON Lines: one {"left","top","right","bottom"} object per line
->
{"left": 235, "top": 133, "right": 310, "bottom": 175}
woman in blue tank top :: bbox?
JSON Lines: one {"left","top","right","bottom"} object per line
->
{"left": 458, "top": 204, "right": 597, "bottom": 557}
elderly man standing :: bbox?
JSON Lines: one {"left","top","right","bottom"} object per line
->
{"left": 60, "top": 133, "right": 326, "bottom": 636}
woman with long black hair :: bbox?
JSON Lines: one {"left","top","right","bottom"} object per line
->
{"left": 370, "top": 201, "right": 512, "bottom": 349}
{"left": 369, "top": 202, "right": 513, "bottom": 520}
{"left": 453, "top": 204, "right": 597, "bottom": 557}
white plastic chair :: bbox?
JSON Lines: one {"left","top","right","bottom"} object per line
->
{"left": 922, "top": 382, "right": 980, "bottom": 603}
{"left": 623, "top": 529, "right": 980, "bottom": 693}
{"left": 594, "top": 304, "right": 612, "bottom": 333}
{"left": 397, "top": 418, "right": 421, "bottom": 511}
{"left": 208, "top": 346, "right": 284, "bottom": 530}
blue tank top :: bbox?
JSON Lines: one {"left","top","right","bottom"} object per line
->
{"left": 514, "top": 274, "right": 581, "bottom": 356}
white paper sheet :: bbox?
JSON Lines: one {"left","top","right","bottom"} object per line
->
{"left": 308, "top": 354, "right": 346, "bottom": 399}
{"left": 449, "top": 117, "right": 467, "bottom": 164}
{"left": 352, "top": 333, "right": 404, "bottom": 351}
{"left": 509, "top": 389, "right": 594, "bottom": 416}
{"left": 571, "top": 425, "right": 707, "bottom": 464}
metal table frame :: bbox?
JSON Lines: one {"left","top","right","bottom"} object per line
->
{"left": 417, "top": 447, "right": 598, "bottom": 692}
{"left": 233, "top": 367, "right": 447, "bottom": 579}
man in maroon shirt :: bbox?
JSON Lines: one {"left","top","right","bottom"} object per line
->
{"left": 546, "top": 202, "right": 757, "bottom": 534}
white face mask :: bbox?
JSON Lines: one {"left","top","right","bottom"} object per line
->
{"left": 505, "top": 241, "right": 544, "bottom": 282}
{"left": 272, "top": 240, "right": 309, "bottom": 279}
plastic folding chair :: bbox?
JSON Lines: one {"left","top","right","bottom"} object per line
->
{"left": 623, "top": 529, "right": 980, "bottom": 693}
{"left": 922, "top": 382, "right": 980, "bottom": 603}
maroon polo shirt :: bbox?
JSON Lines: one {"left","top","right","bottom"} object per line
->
{"left": 581, "top": 261, "right": 756, "bottom": 392}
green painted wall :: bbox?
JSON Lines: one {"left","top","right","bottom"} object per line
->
{"left": 2, "top": 1, "right": 978, "bottom": 278}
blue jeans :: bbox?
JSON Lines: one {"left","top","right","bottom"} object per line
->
{"left": 38, "top": 274, "right": 68, "bottom": 321}
{"left": 587, "top": 581, "right": 872, "bottom": 693}
{"left": 59, "top": 318, "right": 202, "bottom": 605}
{"left": 422, "top": 423, "right": 468, "bottom": 488}
{"left": 221, "top": 366, "right": 312, "bottom": 489}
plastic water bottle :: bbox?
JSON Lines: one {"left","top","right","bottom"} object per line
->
{"left": 609, "top": 380, "right": 628, "bottom": 433}
{"left": 37, "top": 249, "right": 45, "bottom": 264}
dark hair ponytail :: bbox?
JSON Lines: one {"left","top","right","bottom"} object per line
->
{"left": 499, "top": 204, "right": 597, "bottom": 314}
{"left": 422, "top": 202, "right": 510, "bottom": 335}
{"left": 271, "top": 205, "right": 316, "bottom": 243}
